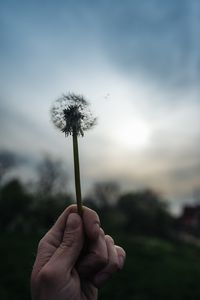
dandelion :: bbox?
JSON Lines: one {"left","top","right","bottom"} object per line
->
{"left": 51, "top": 92, "right": 97, "bottom": 216}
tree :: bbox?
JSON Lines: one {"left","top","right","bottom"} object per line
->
{"left": 86, "top": 181, "right": 120, "bottom": 208}
{"left": 0, "top": 179, "right": 33, "bottom": 233}
{"left": 117, "top": 189, "right": 172, "bottom": 237}
{"left": 36, "top": 155, "right": 68, "bottom": 197}
{"left": 32, "top": 155, "right": 72, "bottom": 232}
{"left": 84, "top": 181, "right": 120, "bottom": 231}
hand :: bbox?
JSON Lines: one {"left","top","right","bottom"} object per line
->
{"left": 31, "top": 205, "right": 126, "bottom": 300}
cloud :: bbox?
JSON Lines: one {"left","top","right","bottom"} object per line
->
{"left": 0, "top": 0, "right": 200, "bottom": 214}
{"left": 2, "top": 0, "right": 199, "bottom": 91}
{"left": 99, "top": 0, "right": 200, "bottom": 88}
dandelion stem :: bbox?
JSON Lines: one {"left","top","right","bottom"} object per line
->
{"left": 72, "top": 132, "right": 83, "bottom": 216}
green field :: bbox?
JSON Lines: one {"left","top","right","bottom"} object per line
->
{"left": 1, "top": 234, "right": 200, "bottom": 300}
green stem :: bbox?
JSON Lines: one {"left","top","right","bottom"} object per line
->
{"left": 72, "top": 132, "right": 83, "bottom": 216}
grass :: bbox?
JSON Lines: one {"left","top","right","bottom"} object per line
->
{"left": 99, "top": 236, "right": 200, "bottom": 300}
{"left": 1, "top": 234, "right": 200, "bottom": 300}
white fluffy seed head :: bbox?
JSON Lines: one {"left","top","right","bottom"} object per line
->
{"left": 50, "top": 93, "right": 97, "bottom": 136}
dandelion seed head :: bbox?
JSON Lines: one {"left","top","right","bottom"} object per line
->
{"left": 51, "top": 93, "right": 97, "bottom": 136}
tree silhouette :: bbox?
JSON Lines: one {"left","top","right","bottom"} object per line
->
{"left": 36, "top": 155, "right": 68, "bottom": 197}
{"left": 0, "top": 179, "right": 32, "bottom": 233}
{"left": 117, "top": 189, "right": 172, "bottom": 237}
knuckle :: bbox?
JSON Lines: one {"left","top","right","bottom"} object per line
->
{"left": 60, "top": 232, "right": 75, "bottom": 248}
{"left": 99, "top": 228, "right": 105, "bottom": 236}
{"left": 105, "top": 235, "right": 114, "bottom": 244}
{"left": 78, "top": 252, "right": 108, "bottom": 275}
{"left": 93, "top": 211, "right": 100, "bottom": 224}
{"left": 38, "top": 265, "right": 57, "bottom": 284}
{"left": 109, "top": 261, "right": 120, "bottom": 273}
{"left": 85, "top": 208, "right": 100, "bottom": 224}
{"left": 91, "top": 252, "right": 108, "bottom": 268}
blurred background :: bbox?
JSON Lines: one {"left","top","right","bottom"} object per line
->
{"left": 0, "top": 0, "right": 200, "bottom": 299}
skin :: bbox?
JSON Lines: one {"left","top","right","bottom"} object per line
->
{"left": 31, "top": 205, "right": 126, "bottom": 300}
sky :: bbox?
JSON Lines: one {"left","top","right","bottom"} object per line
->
{"left": 0, "top": 0, "right": 200, "bottom": 214}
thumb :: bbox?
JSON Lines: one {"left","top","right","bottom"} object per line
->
{"left": 56, "top": 213, "right": 84, "bottom": 270}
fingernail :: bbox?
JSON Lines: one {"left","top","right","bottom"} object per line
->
{"left": 67, "top": 213, "right": 81, "bottom": 230}
{"left": 118, "top": 255, "right": 125, "bottom": 269}
{"left": 95, "top": 272, "right": 109, "bottom": 287}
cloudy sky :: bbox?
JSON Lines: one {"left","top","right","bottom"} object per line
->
{"left": 0, "top": 0, "right": 200, "bottom": 213}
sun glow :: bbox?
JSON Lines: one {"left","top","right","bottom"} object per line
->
{"left": 112, "top": 118, "right": 151, "bottom": 150}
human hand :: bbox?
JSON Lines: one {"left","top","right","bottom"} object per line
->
{"left": 31, "top": 205, "right": 126, "bottom": 300}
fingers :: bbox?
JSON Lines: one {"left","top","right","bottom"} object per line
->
{"left": 93, "top": 235, "right": 126, "bottom": 288}
{"left": 34, "top": 205, "right": 101, "bottom": 274}
{"left": 49, "top": 213, "right": 84, "bottom": 271}
{"left": 77, "top": 228, "right": 126, "bottom": 288}
{"left": 82, "top": 207, "right": 101, "bottom": 240}
{"left": 33, "top": 204, "right": 126, "bottom": 285}
{"left": 46, "top": 205, "right": 100, "bottom": 247}
{"left": 77, "top": 228, "right": 108, "bottom": 277}
{"left": 115, "top": 245, "right": 126, "bottom": 269}
{"left": 46, "top": 205, "right": 78, "bottom": 246}
{"left": 33, "top": 206, "right": 79, "bottom": 276}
